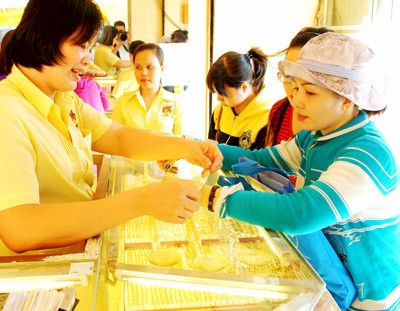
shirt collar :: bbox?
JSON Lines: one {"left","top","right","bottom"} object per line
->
{"left": 133, "top": 86, "right": 177, "bottom": 102}
{"left": 8, "top": 65, "right": 54, "bottom": 117}
{"left": 312, "top": 110, "right": 369, "bottom": 142}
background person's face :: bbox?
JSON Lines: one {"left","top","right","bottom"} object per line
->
{"left": 282, "top": 47, "right": 302, "bottom": 104}
{"left": 115, "top": 25, "right": 125, "bottom": 33}
{"left": 134, "top": 49, "right": 163, "bottom": 90}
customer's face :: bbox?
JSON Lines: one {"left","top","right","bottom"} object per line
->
{"left": 290, "top": 77, "right": 347, "bottom": 135}
{"left": 282, "top": 47, "right": 301, "bottom": 103}
{"left": 216, "top": 84, "right": 247, "bottom": 108}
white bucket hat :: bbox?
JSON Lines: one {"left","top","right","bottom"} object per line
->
{"left": 278, "top": 32, "right": 382, "bottom": 111}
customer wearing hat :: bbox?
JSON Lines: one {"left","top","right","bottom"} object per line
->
{"left": 199, "top": 32, "right": 400, "bottom": 310}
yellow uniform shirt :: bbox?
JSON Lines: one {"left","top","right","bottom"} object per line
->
{"left": 93, "top": 44, "right": 120, "bottom": 76}
{"left": 0, "top": 66, "right": 112, "bottom": 211}
{"left": 111, "top": 67, "right": 138, "bottom": 100}
{"left": 111, "top": 87, "right": 183, "bottom": 135}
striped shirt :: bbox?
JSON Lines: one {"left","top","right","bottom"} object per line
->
{"left": 219, "top": 111, "right": 400, "bottom": 311}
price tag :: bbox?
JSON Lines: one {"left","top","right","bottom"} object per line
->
{"left": 69, "top": 262, "right": 94, "bottom": 275}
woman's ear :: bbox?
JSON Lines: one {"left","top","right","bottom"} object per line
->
{"left": 240, "top": 81, "right": 250, "bottom": 93}
{"left": 341, "top": 97, "right": 354, "bottom": 111}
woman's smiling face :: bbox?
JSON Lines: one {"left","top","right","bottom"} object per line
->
{"left": 38, "top": 36, "right": 96, "bottom": 98}
{"left": 290, "top": 77, "right": 351, "bottom": 135}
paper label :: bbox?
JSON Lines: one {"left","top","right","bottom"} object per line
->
{"left": 69, "top": 262, "right": 94, "bottom": 275}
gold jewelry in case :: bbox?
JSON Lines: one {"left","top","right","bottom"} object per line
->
{"left": 106, "top": 156, "right": 335, "bottom": 310}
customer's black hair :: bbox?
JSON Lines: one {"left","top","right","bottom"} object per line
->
{"left": 206, "top": 47, "right": 268, "bottom": 96}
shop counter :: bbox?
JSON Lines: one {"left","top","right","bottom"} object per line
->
{"left": 100, "top": 156, "right": 340, "bottom": 311}
{"left": 0, "top": 155, "right": 340, "bottom": 310}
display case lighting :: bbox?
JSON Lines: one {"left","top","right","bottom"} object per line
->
{"left": 122, "top": 276, "right": 291, "bottom": 299}
{"left": 117, "top": 263, "right": 319, "bottom": 301}
{"left": 0, "top": 275, "right": 87, "bottom": 293}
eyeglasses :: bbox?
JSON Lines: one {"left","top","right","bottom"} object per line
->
{"left": 277, "top": 72, "right": 291, "bottom": 83}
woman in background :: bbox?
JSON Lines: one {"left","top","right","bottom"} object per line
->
{"left": 207, "top": 47, "right": 271, "bottom": 150}
{"left": 264, "top": 26, "right": 334, "bottom": 147}
{"left": 111, "top": 40, "right": 144, "bottom": 100}
{"left": 262, "top": 26, "right": 334, "bottom": 188}
{"left": 93, "top": 25, "right": 132, "bottom": 76}
{"left": 74, "top": 62, "right": 111, "bottom": 113}
{"left": 111, "top": 43, "right": 183, "bottom": 135}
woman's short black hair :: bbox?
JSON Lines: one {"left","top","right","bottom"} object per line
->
{"left": 5, "top": 0, "right": 103, "bottom": 73}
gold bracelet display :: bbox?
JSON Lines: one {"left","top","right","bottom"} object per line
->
{"left": 207, "top": 185, "right": 220, "bottom": 212}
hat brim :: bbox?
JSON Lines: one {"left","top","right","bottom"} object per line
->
{"left": 279, "top": 60, "right": 330, "bottom": 89}
{"left": 278, "top": 60, "right": 383, "bottom": 111}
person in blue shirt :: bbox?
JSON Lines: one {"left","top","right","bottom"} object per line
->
{"left": 200, "top": 32, "right": 399, "bottom": 311}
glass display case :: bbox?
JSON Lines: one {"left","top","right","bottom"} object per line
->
{"left": 101, "top": 156, "right": 340, "bottom": 311}
{"left": 0, "top": 155, "right": 339, "bottom": 310}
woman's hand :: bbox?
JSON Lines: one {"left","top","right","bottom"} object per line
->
{"left": 138, "top": 177, "right": 201, "bottom": 224}
{"left": 181, "top": 140, "right": 223, "bottom": 174}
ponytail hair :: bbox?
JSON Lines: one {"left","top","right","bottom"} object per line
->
{"left": 206, "top": 47, "right": 268, "bottom": 96}
{"left": 245, "top": 47, "right": 268, "bottom": 93}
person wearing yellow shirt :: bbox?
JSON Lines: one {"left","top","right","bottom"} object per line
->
{"left": 93, "top": 25, "right": 132, "bottom": 76}
{"left": 111, "top": 43, "right": 183, "bottom": 135}
{"left": 207, "top": 47, "right": 271, "bottom": 150}
{"left": 111, "top": 40, "right": 144, "bottom": 100}
{"left": 0, "top": 0, "right": 222, "bottom": 256}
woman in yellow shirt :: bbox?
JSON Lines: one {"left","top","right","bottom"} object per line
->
{"left": 93, "top": 25, "right": 132, "bottom": 76}
{"left": 111, "top": 43, "right": 183, "bottom": 135}
{"left": 0, "top": 0, "right": 222, "bottom": 254}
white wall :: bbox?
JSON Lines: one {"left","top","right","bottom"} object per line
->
{"left": 212, "top": 0, "right": 319, "bottom": 57}
{"left": 130, "top": 0, "right": 163, "bottom": 42}
{"left": 180, "top": 0, "right": 211, "bottom": 139}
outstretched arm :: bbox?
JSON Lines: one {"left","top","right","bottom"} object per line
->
{"left": 0, "top": 178, "right": 200, "bottom": 253}
{"left": 92, "top": 121, "right": 223, "bottom": 173}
